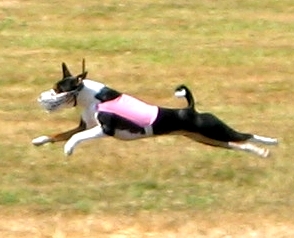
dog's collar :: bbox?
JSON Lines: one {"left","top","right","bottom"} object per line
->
{"left": 73, "top": 82, "right": 84, "bottom": 107}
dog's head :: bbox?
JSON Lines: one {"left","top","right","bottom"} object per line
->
{"left": 38, "top": 60, "right": 88, "bottom": 112}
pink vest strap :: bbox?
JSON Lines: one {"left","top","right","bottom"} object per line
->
{"left": 97, "top": 94, "right": 159, "bottom": 127}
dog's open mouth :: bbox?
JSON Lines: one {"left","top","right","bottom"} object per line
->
{"left": 38, "top": 89, "right": 76, "bottom": 112}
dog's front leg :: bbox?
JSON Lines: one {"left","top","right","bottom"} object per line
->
{"left": 64, "top": 125, "right": 106, "bottom": 156}
{"left": 32, "top": 119, "right": 86, "bottom": 146}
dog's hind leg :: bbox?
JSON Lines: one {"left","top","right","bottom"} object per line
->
{"left": 228, "top": 141, "right": 270, "bottom": 158}
{"left": 184, "top": 133, "right": 231, "bottom": 149}
{"left": 185, "top": 133, "right": 270, "bottom": 158}
{"left": 191, "top": 113, "right": 277, "bottom": 155}
{"left": 193, "top": 113, "right": 279, "bottom": 148}
{"left": 248, "top": 135, "right": 278, "bottom": 145}
{"left": 193, "top": 112, "right": 253, "bottom": 142}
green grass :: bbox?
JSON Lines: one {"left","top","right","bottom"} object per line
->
{"left": 0, "top": 0, "right": 294, "bottom": 222}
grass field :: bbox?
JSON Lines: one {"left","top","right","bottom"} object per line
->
{"left": 1, "top": 0, "right": 294, "bottom": 237}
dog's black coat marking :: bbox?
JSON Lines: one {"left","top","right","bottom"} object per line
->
{"left": 98, "top": 112, "right": 145, "bottom": 136}
{"left": 54, "top": 76, "right": 85, "bottom": 93}
{"left": 95, "top": 87, "right": 122, "bottom": 102}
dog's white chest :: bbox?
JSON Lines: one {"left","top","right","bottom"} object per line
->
{"left": 82, "top": 103, "right": 100, "bottom": 128}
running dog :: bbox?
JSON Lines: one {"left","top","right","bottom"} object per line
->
{"left": 32, "top": 61, "right": 278, "bottom": 157}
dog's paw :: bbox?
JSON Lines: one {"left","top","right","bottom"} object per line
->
{"left": 64, "top": 141, "right": 75, "bottom": 156}
{"left": 32, "top": 136, "right": 51, "bottom": 146}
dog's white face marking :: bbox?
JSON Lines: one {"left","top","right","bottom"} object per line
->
{"left": 174, "top": 88, "right": 186, "bottom": 98}
{"left": 38, "top": 80, "right": 106, "bottom": 113}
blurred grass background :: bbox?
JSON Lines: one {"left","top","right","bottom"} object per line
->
{"left": 0, "top": 0, "right": 294, "bottom": 223}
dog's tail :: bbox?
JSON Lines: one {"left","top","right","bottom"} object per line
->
{"left": 174, "top": 84, "right": 195, "bottom": 109}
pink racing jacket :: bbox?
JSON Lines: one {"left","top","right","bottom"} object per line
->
{"left": 96, "top": 94, "right": 159, "bottom": 127}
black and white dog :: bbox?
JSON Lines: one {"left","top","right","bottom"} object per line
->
{"left": 32, "top": 61, "right": 278, "bottom": 157}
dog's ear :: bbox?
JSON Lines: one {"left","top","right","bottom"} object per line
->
{"left": 76, "top": 71, "right": 88, "bottom": 81}
{"left": 62, "top": 62, "right": 72, "bottom": 78}
{"left": 76, "top": 58, "right": 88, "bottom": 81}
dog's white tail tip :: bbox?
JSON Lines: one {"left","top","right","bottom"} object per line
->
{"left": 174, "top": 89, "right": 186, "bottom": 98}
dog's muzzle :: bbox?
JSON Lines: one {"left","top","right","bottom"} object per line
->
{"left": 38, "top": 89, "right": 77, "bottom": 112}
